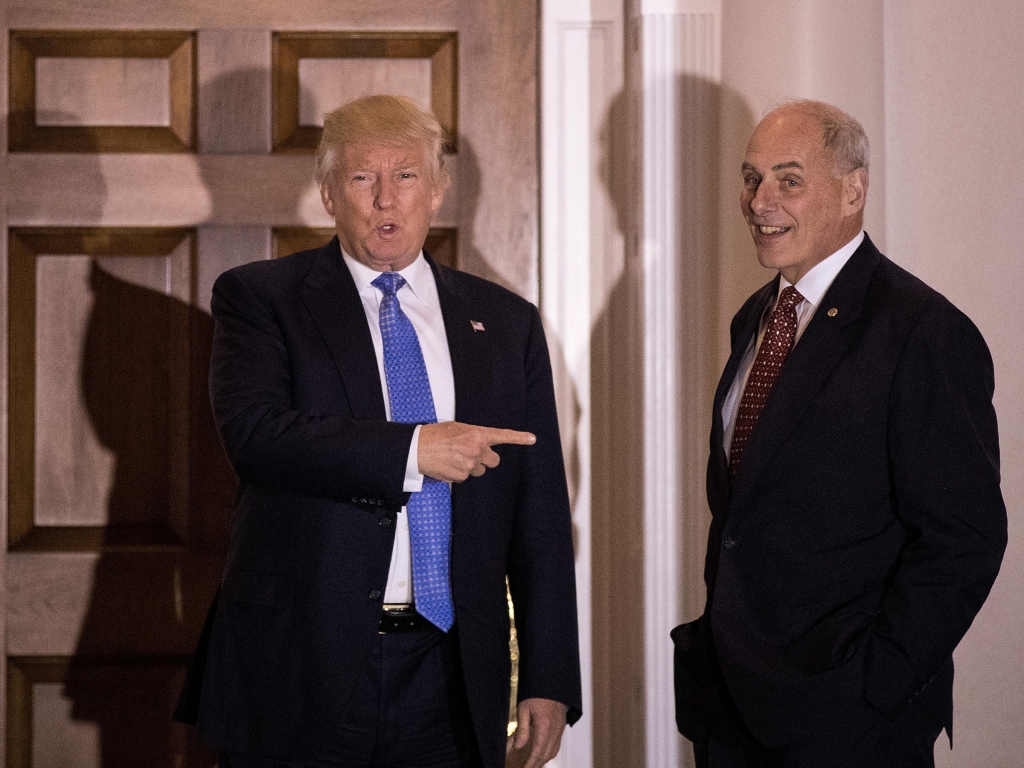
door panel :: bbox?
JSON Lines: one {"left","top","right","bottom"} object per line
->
{"left": 3, "top": 1, "right": 537, "bottom": 766}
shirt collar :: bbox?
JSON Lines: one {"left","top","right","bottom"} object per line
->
{"left": 341, "top": 249, "right": 430, "bottom": 306}
{"left": 779, "top": 230, "right": 865, "bottom": 308}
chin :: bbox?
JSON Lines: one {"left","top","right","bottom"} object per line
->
{"left": 754, "top": 249, "right": 790, "bottom": 272}
{"left": 373, "top": 250, "right": 418, "bottom": 270}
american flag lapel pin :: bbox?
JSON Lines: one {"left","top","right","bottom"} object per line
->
{"left": 470, "top": 320, "right": 485, "bottom": 332}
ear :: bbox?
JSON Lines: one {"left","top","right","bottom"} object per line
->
{"left": 843, "top": 167, "right": 868, "bottom": 216}
{"left": 429, "top": 179, "right": 446, "bottom": 216}
{"left": 320, "top": 182, "right": 336, "bottom": 217}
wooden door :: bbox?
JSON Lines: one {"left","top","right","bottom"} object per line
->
{"left": 1, "top": 2, "right": 538, "bottom": 766}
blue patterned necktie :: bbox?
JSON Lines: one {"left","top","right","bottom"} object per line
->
{"left": 371, "top": 271, "right": 454, "bottom": 632}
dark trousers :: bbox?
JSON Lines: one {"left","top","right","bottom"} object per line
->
{"left": 694, "top": 697, "right": 945, "bottom": 768}
{"left": 220, "top": 624, "right": 482, "bottom": 768}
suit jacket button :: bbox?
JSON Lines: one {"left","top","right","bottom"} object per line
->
{"left": 368, "top": 589, "right": 382, "bottom": 600}
{"left": 379, "top": 516, "right": 392, "bottom": 529}
{"left": 722, "top": 537, "right": 737, "bottom": 549}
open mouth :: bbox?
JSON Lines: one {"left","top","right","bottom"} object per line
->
{"left": 377, "top": 223, "right": 399, "bottom": 235}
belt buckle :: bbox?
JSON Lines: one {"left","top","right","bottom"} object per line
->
{"left": 379, "top": 605, "right": 420, "bottom": 634}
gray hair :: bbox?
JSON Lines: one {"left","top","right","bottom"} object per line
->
{"left": 775, "top": 99, "right": 870, "bottom": 176}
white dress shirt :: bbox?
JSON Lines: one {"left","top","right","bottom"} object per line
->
{"left": 341, "top": 250, "right": 455, "bottom": 604}
{"left": 721, "top": 231, "right": 864, "bottom": 454}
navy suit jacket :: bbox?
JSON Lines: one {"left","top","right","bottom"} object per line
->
{"left": 674, "top": 234, "right": 1006, "bottom": 748}
{"left": 177, "top": 238, "right": 582, "bottom": 766}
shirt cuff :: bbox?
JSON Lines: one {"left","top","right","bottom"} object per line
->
{"left": 403, "top": 424, "right": 425, "bottom": 493}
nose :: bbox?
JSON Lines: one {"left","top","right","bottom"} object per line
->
{"left": 374, "top": 178, "right": 396, "bottom": 210}
{"left": 747, "top": 182, "right": 776, "bottom": 217}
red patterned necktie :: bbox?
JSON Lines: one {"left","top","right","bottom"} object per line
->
{"left": 728, "top": 285, "right": 805, "bottom": 477}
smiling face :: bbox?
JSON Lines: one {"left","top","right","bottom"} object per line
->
{"left": 320, "top": 140, "right": 445, "bottom": 272}
{"left": 740, "top": 108, "right": 867, "bottom": 284}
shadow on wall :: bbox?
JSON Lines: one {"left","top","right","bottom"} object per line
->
{"left": 67, "top": 262, "right": 231, "bottom": 768}
{"left": 589, "top": 85, "right": 647, "bottom": 768}
{"left": 587, "top": 75, "right": 756, "bottom": 768}
{"left": 718, "top": 87, "right": 772, "bottom": 365}
{"left": 44, "top": 90, "right": 240, "bottom": 768}
{"left": 1, "top": 108, "right": 222, "bottom": 768}
{"left": 450, "top": 138, "right": 516, "bottom": 293}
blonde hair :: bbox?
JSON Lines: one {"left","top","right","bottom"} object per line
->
{"left": 315, "top": 95, "right": 450, "bottom": 191}
{"left": 774, "top": 99, "right": 870, "bottom": 176}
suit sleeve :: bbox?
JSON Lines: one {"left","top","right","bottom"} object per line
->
{"left": 506, "top": 305, "right": 583, "bottom": 724}
{"left": 209, "top": 268, "right": 415, "bottom": 507}
{"left": 865, "top": 305, "right": 1007, "bottom": 716}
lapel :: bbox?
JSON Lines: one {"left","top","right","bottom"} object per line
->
{"left": 300, "top": 237, "right": 388, "bottom": 420}
{"left": 729, "top": 235, "right": 883, "bottom": 510}
{"left": 299, "top": 242, "right": 494, "bottom": 423}
{"left": 426, "top": 253, "right": 493, "bottom": 426}
{"left": 298, "top": 241, "right": 494, "bottom": 454}
{"left": 427, "top": 254, "right": 493, "bottom": 521}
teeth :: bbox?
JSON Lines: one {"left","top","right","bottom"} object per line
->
{"left": 758, "top": 225, "right": 787, "bottom": 235}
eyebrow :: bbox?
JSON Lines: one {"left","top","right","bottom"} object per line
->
{"left": 741, "top": 160, "right": 805, "bottom": 174}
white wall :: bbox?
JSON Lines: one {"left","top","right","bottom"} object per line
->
{"left": 885, "top": 1, "right": 1024, "bottom": 764}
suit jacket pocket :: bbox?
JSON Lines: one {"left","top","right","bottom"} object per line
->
{"left": 671, "top": 617, "right": 743, "bottom": 746}
{"left": 221, "top": 568, "right": 281, "bottom": 608}
{"left": 788, "top": 606, "right": 876, "bottom": 676}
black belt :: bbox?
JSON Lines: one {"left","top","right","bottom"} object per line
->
{"left": 378, "top": 606, "right": 427, "bottom": 634}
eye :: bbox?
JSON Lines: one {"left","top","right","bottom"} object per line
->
{"left": 399, "top": 172, "right": 416, "bottom": 179}
{"left": 743, "top": 175, "right": 760, "bottom": 187}
{"left": 783, "top": 178, "right": 800, "bottom": 188}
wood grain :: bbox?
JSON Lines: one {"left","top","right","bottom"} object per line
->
{"left": 6, "top": 228, "right": 195, "bottom": 552}
{"left": 6, "top": 552, "right": 225, "bottom": 655}
{"left": 197, "top": 29, "right": 272, "bottom": 154}
{"left": 8, "top": 31, "right": 196, "bottom": 153}
{"left": 6, "top": 154, "right": 460, "bottom": 229}
{"left": 272, "top": 31, "right": 458, "bottom": 153}
{"left": 6, "top": 656, "right": 214, "bottom": 768}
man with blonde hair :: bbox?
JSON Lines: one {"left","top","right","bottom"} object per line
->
{"left": 673, "top": 100, "right": 1006, "bottom": 767}
{"left": 178, "top": 95, "right": 582, "bottom": 768}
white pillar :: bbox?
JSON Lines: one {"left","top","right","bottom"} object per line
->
{"left": 540, "top": 1, "right": 625, "bottom": 766}
{"left": 633, "top": 1, "right": 721, "bottom": 766}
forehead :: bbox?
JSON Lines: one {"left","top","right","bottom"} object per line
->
{"left": 744, "top": 111, "right": 828, "bottom": 171}
{"left": 340, "top": 140, "right": 427, "bottom": 168}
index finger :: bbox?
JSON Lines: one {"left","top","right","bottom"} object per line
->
{"left": 482, "top": 427, "right": 536, "bottom": 446}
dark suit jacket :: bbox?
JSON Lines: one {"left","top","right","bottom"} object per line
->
{"left": 177, "top": 238, "right": 582, "bottom": 766}
{"left": 674, "top": 234, "right": 1006, "bottom": 749}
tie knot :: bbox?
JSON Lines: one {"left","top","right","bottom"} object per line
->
{"left": 372, "top": 271, "right": 407, "bottom": 297}
{"left": 778, "top": 285, "right": 804, "bottom": 311}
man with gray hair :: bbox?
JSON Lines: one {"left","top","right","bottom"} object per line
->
{"left": 673, "top": 100, "right": 1006, "bottom": 767}
{"left": 177, "top": 95, "right": 581, "bottom": 768}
